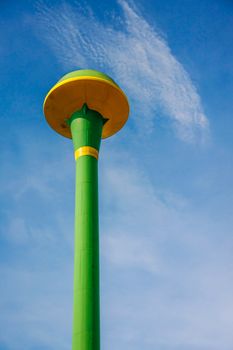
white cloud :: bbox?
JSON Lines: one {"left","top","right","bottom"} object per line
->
{"left": 1, "top": 124, "right": 233, "bottom": 350}
{"left": 99, "top": 148, "right": 233, "bottom": 349}
{"left": 2, "top": 2, "right": 231, "bottom": 349}
{"left": 102, "top": 233, "right": 159, "bottom": 273}
{"left": 36, "top": 0, "right": 209, "bottom": 142}
{"left": 0, "top": 265, "right": 73, "bottom": 350}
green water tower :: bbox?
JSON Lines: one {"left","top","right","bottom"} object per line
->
{"left": 43, "top": 69, "right": 129, "bottom": 350}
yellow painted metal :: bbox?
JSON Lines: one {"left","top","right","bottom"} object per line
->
{"left": 74, "top": 146, "right": 99, "bottom": 160}
{"left": 43, "top": 75, "right": 129, "bottom": 139}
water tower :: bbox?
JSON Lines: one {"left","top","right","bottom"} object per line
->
{"left": 43, "top": 69, "right": 129, "bottom": 350}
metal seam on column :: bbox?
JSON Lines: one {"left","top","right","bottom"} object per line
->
{"left": 74, "top": 146, "right": 99, "bottom": 160}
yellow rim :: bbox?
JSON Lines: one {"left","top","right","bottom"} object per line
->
{"left": 43, "top": 76, "right": 128, "bottom": 109}
{"left": 74, "top": 146, "right": 99, "bottom": 160}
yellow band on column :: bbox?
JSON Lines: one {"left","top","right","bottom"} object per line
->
{"left": 74, "top": 146, "right": 99, "bottom": 160}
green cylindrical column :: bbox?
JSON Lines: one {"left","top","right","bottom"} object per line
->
{"left": 43, "top": 69, "right": 129, "bottom": 350}
{"left": 69, "top": 104, "right": 104, "bottom": 350}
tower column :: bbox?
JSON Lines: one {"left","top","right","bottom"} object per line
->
{"left": 69, "top": 104, "right": 104, "bottom": 350}
{"left": 43, "top": 69, "right": 129, "bottom": 350}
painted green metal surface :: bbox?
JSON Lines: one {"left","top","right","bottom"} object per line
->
{"left": 58, "top": 69, "right": 119, "bottom": 87}
{"left": 69, "top": 104, "right": 104, "bottom": 350}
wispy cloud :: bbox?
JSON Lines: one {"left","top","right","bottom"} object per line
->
{"left": 102, "top": 233, "right": 160, "bottom": 274}
{"left": 1, "top": 121, "right": 232, "bottom": 350}
{"left": 1, "top": 1, "right": 232, "bottom": 350}
{"left": 35, "top": 0, "right": 209, "bottom": 142}
{"left": 99, "top": 148, "right": 233, "bottom": 350}
{"left": 0, "top": 264, "right": 72, "bottom": 350}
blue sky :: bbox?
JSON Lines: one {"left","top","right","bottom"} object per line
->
{"left": 0, "top": 0, "right": 233, "bottom": 349}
